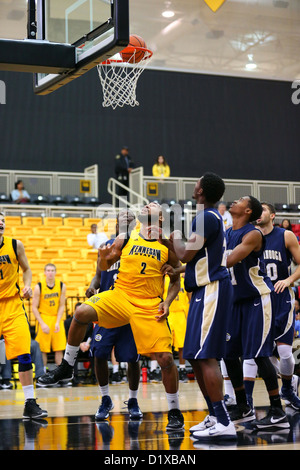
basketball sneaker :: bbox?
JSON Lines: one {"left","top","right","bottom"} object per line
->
{"left": 37, "top": 359, "right": 74, "bottom": 387}
{"left": 126, "top": 398, "right": 143, "bottom": 420}
{"left": 280, "top": 383, "right": 300, "bottom": 411}
{"left": 251, "top": 407, "right": 290, "bottom": 430}
{"left": 189, "top": 415, "right": 217, "bottom": 434}
{"left": 166, "top": 409, "right": 185, "bottom": 432}
{"left": 178, "top": 368, "right": 188, "bottom": 383}
{"left": 95, "top": 396, "right": 114, "bottom": 420}
{"left": 23, "top": 399, "right": 48, "bottom": 419}
{"left": 192, "top": 421, "right": 237, "bottom": 441}
{"left": 228, "top": 404, "right": 255, "bottom": 424}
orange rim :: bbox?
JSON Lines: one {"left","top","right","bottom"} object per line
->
{"left": 101, "top": 46, "right": 153, "bottom": 65}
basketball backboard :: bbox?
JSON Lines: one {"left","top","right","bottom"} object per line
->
{"left": 0, "top": 0, "right": 129, "bottom": 95}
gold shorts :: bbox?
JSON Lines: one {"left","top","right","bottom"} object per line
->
{"left": 84, "top": 287, "right": 172, "bottom": 355}
{"left": 35, "top": 315, "right": 67, "bottom": 353}
{"left": 168, "top": 310, "right": 187, "bottom": 351}
{"left": 0, "top": 295, "right": 31, "bottom": 360}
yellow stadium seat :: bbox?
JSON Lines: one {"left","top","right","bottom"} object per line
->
{"left": 36, "top": 248, "right": 62, "bottom": 260}
{"left": 43, "top": 217, "right": 63, "bottom": 227}
{"left": 68, "top": 237, "right": 90, "bottom": 248}
{"left": 32, "top": 226, "right": 55, "bottom": 236}
{"left": 22, "top": 217, "right": 43, "bottom": 227}
{"left": 83, "top": 218, "right": 102, "bottom": 226}
{"left": 11, "top": 226, "right": 33, "bottom": 237}
{"left": 82, "top": 249, "right": 98, "bottom": 261}
{"left": 26, "top": 236, "right": 48, "bottom": 249}
{"left": 46, "top": 237, "right": 71, "bottom": 249}
{"left": 60, "top": 248, "right": 82, "bottom": 260}
{"left": 71, "top": 260, "right": 95, "bottom": 272}
{"left": 5, "top": 215, "right": 22, "bottom": 225}
{"left": 29, "top": 259, "right": 49, "bottom": 271}
{"left": 23, "top": 247, "right": 40, "bottom": 260}
{"left": 74, "top": 226, "right": 90, "bottom": 236}
{"left": 55, "top": 226, "right": 75, "bottom": 236}
{"left": 64, "top": 217, "right": 84, "bottom": 227}
{"left": 3, "top": 226, "right": 13, "bottom": 236}
{"left": 63, "top": 272, "right": 86, "bottom": 285}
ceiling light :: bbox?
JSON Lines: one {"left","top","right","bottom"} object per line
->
{"left": 162, "top": 10, "right": 175, "bottom": 18}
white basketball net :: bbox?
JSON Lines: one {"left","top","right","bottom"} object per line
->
{"left": 97, "top": 49, "right": 152, "bottom": 110}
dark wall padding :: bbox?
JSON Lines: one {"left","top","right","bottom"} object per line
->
{"left": 0, "top": 68, "right": 298, "bottom": 202}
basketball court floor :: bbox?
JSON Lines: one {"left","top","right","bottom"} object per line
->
{"left": 1, "top": 378, "right": 300, "bottom": 452}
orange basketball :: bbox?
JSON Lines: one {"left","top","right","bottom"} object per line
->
{"left": 121, "top": 34, "right": 147, "bottom": 64}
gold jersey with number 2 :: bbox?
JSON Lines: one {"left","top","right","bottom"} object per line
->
{"left": 114, "top": 232, "right": 169, "bottom": 299}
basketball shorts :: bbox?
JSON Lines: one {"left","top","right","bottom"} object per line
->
{"left": 183, "top": 278, "right": 233, "bottom": 360}
{"left": 35, "top": 314, "right": 67, "bottom": 353}
{"left": 225, "top": 292, "right": 275, "bottom": 360}
{"left": 90, "top": 324, "right": 139, "bottom": 363}
{"left": 273, "top": 287, "right": 295, "bottom": 345}
{"left": 84, "top": 287, "right": 172, "bottom": 355}
{"left": 0, "top": 295, "right": 31, "bottom": 360}
{"left": 168, "top": 310, "right": 187, "bottom": 351}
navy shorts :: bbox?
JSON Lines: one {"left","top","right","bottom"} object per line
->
{"left": 225, "top": 292, "right": 276, "bottom": 360}
{"left": 90, "top": 323, "right": 139, "bottom": 363}
{"left": 273, "top": 287, "right": 295, "bottom": 345}
{"left": 183, "top": 277, "right": 233, "bottom": 360}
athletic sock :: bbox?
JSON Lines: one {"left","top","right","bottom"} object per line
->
{"left": 212, "top": 400, "right": 230, "bottom": 426}
{"left": 23, "top": 384, "right": 35, "bottom": 401}
{"left": 64, "top": 344, "right": 79, "bottom": 366}
{"left": 129, "top": 389, "right": 138, "bottom": 399}
{"left": 270, "top": 394, "right": 282, "bottom": 409}
{"left": 100, "top": 384, "right": 109, "bottom": 397}
{"left": 204, "top": 395, "right": 215, "bottom": 416}
{"left": 166, "top": 392, "right": 179, "bottom": 410}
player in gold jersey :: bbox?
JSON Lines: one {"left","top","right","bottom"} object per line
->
{"left": 32, "top": 263, "right": 67, "bottom": 370}
{"left": 0, "top": 212, "right": 47, "bottom": 419}
{"left": 38, "top": 203, "right": 185, "bottom": 432}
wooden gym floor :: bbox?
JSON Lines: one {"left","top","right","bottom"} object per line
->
{"left": 0, "top": 379, "right": 300, "bottom": 452}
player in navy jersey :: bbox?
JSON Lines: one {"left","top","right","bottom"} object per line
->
{"left": 158, "top": 173, "right": 236, "bottom": 441}
{"left": 242, "top": 202, "right": 300, "bottom": 411}
{"left": 86, "top": 209, "right": 143, "bottom": 421}
{"left": 224, "top": 196, "right": 289, "bottom": 430}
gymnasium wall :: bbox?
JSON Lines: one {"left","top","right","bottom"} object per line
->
{"left": 0, "top": 68, "right": 298, "bottom": 202}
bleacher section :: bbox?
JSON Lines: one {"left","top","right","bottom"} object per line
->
{"left": 4, "top": 215, "right": 117, "bottom": 327}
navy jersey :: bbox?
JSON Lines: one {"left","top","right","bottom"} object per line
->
{"left": 226, "top": 223, "right": 273, "bottom": 302}
{"left": 184, "top": 208, "right": 229, "bottom": 292}
{"left": 99, "top": 239, "right": 120, "bottom": 292}
{"left": 261, "top": 227, "right": 292, "bottom": 284}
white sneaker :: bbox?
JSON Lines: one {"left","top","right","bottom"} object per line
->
{"left": 193, "top": 421, "right": 237, "bottom": 440}
{"left": 189, "top": 415, "right": 217, "bottom": 433}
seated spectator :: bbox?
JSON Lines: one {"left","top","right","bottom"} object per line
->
{"left": 281, "top": 219, "right": 293, "bottom": 231}
{"left": 217, "top": 201, "right": 233, "bottom": 229}
{"left": 152, "top": 155, "right": 170, "bottom": 179}
{"left": 87, "top": 224, "right": 108, "bottom": 249}
{"left": 11, "top": 180, "right": 30, "bottom": 203}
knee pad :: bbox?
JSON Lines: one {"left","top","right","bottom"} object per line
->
{"left": 243, "top": 359, "right": 258, "bottom": 379}
{"left": 18, "top": 354, "right": 33, "bottom": 372}
{"left": 277, "top": 344, "right": 295, "bottom": 376}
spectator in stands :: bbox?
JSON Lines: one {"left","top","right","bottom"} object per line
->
{"left": 281, "top": 219, "right": 293, "bottom": 231}
{"left": 87, "top": 224, "right": 108, "bottom": 249}
{"left": 32, "top": 263, "right": 67, "bottom": 377}
{"left": 217, "top": 201, "right": 233, "bottom": 230}
{"left": 10, "top": 180, "right": 30, "bottom": 204}
{"left": 114, "top": 146, "right": 135, "bottom": 200}
{"left": 152, "top": 155, "right": 170, "bottom": 179}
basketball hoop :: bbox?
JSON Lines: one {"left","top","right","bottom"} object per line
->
{"left": 97, "top": 46, "right": 153, "bottom": 110}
